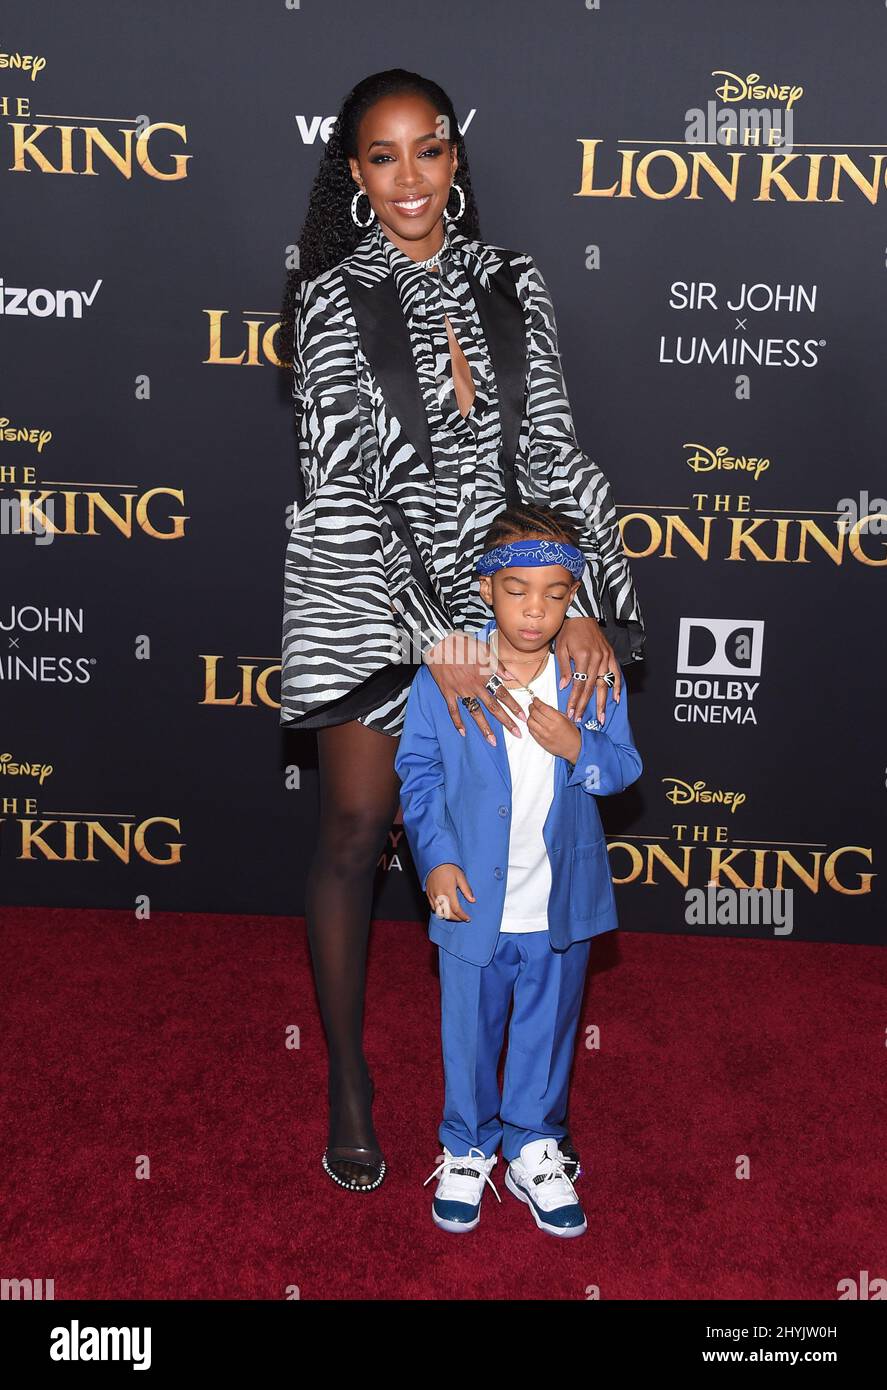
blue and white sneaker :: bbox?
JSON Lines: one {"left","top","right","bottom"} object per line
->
{"left": 505, "top": 1137, "right": 587, "bottom": 1237}
{"left": 423, "top": 1146, "right": 501, "bottom": 1233}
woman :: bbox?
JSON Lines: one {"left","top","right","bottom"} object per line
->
{"left": 279, "top": 68, "right": 645, "bottom": 1193}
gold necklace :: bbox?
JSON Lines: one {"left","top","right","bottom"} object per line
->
{"left": 489, "top": 630, "right": 551, "bottom": 697}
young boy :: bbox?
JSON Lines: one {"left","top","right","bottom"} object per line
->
{"left": 394, "top": 506, "right": 643, "bottom": 1238}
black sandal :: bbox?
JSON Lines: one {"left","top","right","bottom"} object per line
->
{"left": 321, "top": 1146, "right": 387, "bottom": 1192}
{"left": 321, "top": 1073, "right": 387, "bottom": 1193}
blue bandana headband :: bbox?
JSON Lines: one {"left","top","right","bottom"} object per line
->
{"left": 475, "top": 538, "right": 586, "bottom": 580}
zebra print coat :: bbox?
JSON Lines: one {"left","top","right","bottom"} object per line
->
{"left": 281, "top": 215, "right": 645, "bottom": 737}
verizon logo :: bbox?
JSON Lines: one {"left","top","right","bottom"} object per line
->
{"left": 0, "top": 277, "right": 103, "bottom": 318}
{"left": 294, "top": 111, "right": 477, "bottom": 144}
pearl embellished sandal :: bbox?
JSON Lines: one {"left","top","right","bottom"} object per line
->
{"left": 321, "top": 1147, "right": 387, "bottom": 1192}
{"left": 321, "top": 1073, "right": 387, "bottom": 1193}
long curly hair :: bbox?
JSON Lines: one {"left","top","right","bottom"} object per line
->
{"left": 480, "top": 501, "right": 582, "bottom": 553}
{"left": 278, "top": 68, "right": 482, "bottom": 368}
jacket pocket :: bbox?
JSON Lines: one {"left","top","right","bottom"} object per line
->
{"left": 428, "top": 910, "right": 457, "bottom": 934}
{"left": 569, "top": 840, "right": 613, "bottom": 920}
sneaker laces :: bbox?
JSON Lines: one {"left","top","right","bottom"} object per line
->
{"left": 423, "top": 1147, "right": 502, "bottom": 1203}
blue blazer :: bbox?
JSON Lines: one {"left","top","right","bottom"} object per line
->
{"left": 394, "top": 617, "right": 643, "bottom": 966}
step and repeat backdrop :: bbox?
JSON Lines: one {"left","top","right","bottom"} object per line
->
{"left": 3, "top": 1, "right": 884, "bottom": 944}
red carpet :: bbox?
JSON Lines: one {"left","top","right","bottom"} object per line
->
{"left": 1, "top": 906, "right": 883, "bottom": 1300}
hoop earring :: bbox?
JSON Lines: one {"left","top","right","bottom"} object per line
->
{"left": 443, "top": 181, "right": 466, "bottom": 222}
{"left": 351, "top": 189, "right": 375, "bottom": 227}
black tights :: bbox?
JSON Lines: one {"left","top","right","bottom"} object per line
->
{"left": 305, "top": 717, "right": 401, "bottom": 1183}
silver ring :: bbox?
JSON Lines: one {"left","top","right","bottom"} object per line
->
{"left": 572, "top": 671, "right": 589, "bottom": 682}
{"left": 485, "top": 673, "right": 504, "bottom": 695}
{"left": 596, "top": 670, "right": 616, "bottom": 687}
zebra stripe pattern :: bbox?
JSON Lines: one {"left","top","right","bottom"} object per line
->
{"left": 281, "top": 217, "right": 644, "bottom": 737}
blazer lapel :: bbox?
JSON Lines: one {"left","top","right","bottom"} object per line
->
{"left": 340, "top": 271, "right": 434, "bottom": 473}
{"left": 339, "top": 234, "right": 528, "bottom": 504}
{"left": 464, "top": 263, "right": 526, "bottom": 510}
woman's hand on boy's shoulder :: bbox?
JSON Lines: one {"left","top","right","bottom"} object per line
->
{"left": 421, "top": 632, "right": 527, "bottom": 742}
{"left": 526, "top": 698, "right": 583, "bottom": 764}
{"left": 555, "top": 617, "right": 621, "bottom": 722}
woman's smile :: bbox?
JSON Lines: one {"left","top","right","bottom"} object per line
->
{"left": 390, "top": 193, "right": 433, "bottom": 216}
{"left": 392, "top": 195, "right": 433, "bottom": 214}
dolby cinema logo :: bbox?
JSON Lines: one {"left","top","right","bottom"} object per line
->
{"left": 675, "top": 617, "right": 764, "bottom": 725}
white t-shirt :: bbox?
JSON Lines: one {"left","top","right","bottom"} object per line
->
{"left": 499, "top": 652, "right": 557, "bottom": 934}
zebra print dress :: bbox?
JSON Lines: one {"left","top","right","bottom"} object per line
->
{"left": 281, "top": 215, "right": 645, "bottom": 738}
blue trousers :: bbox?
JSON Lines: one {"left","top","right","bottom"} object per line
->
{"left": 437, "top": 930, "right": 591, "bottom": 1162}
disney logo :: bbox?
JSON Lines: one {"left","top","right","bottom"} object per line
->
{"left": 0, "top": 47, "right": 47, "bottom": 80}
{"left": 685, "top": 444, "right": 770, "bottom": 481}
{"left": 663, "top": 778, "right": 747, "bottom": 813}
{"left": 0, "top": 752, "right": 54, "bottom": 784}
{"left": 712, "top": 70, "right": 803, "bottom": 109}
